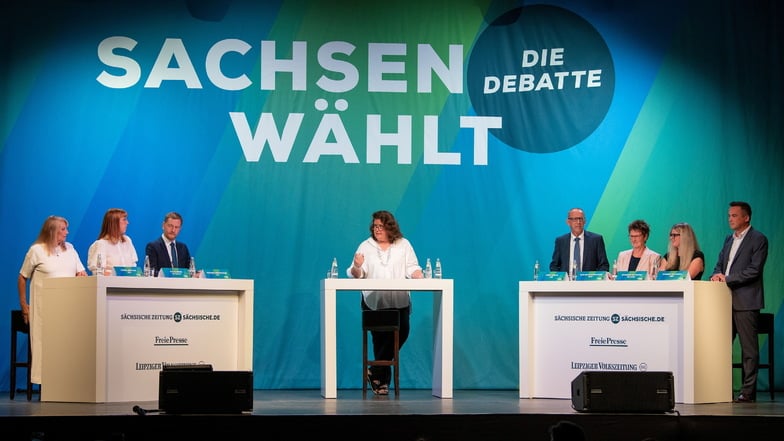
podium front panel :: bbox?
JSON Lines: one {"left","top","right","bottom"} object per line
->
{"left": 530, "top": 293, "right": 682, "bottom": 400}
{"left": 106, "top": 292, "right": 240, "bottom": 402}
{"left": 40, "top": 277, "right": 253, "bottom": 403}
{"left": 519, "top": 280, "right": 732, "bottom": 404}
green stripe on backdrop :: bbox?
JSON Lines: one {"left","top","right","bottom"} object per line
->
{"left": 593, "top": 0, "right": 783, "bottom": 392}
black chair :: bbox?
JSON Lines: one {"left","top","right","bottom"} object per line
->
{"left": 732, "top": 312, "right": 775, "bottom": 400}
{"left": 10, "top": 310, "right": 34, "bottom": 400}
{"left": 362, "top": 309, "right": 400, "bottom": 397}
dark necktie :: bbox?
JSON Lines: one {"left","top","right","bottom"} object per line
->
{"left": 573, "top": 237, "right": 581, "bottom": 271}
{"left": 170, "top": 242, "right": 178, "bottom": 267}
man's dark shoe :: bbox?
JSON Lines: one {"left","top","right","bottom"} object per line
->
{"left": 733, "top": 393, "right": 755, "bottom": 403}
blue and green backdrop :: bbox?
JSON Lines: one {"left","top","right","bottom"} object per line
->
{"left": 1, "top": 0, "right": 781, "bottom": 392}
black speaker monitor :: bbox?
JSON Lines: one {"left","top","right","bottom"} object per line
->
{"left": 571, "top": 371, "right": 674, "bottom": 413}
{"left": 159, "top": 366, "right": 253, "bottom": 414}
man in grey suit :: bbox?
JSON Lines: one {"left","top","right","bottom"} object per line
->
{"left": 710, "top": 201, "right": 768, "bottom": 403}
{"left": 549, "top": 207, "right": 610, "bottom": 273}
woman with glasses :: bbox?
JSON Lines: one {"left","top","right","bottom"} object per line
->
{"left": 615, "top": 219, "right": 661, "bottom": 275}
{"left": 659, "top": 222, "right": 705, "bottom": 280}
{"left": 347, "top": 210, "right": 423, "bottom": 395}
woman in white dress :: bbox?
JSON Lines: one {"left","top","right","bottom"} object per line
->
{"left": 87, "top": 208, "right": 138, "bottom": 275}
{"left": 18, "top": 215, "right": 88, "bottom": 385}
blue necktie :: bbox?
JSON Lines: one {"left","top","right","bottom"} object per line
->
{"left": 170, "top": 242, "right": 178, "bottom": 267}
{"left": 573, "top": 238, "right": 581, "bottom": 271}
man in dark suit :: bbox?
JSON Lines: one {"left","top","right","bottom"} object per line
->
{"left": 145, "top": 212, "right": 192, "bottom": 276}
{"left": 710, "top": 201, "right": 768, "bottom": 403}
{"left": 549, "top": 207, "right": 609, "bottom": 273}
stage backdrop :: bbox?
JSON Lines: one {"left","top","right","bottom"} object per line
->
{"left": 1, "top": 0, "right": 782, "bottom": 392}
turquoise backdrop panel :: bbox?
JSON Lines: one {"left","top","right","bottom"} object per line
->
{"left": 1, "top": 0, "right": 781, "bottom": 392}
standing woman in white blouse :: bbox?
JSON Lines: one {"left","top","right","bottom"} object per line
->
{"left": 87, "top": 208, "right": 138, "bottom": 275}
{"left": 18, "top": 215, "right": 88, "bottom": 385}
{"left": 348, "top": 210, "right": 424, "bottom": 395}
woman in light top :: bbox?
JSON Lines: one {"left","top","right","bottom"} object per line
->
{"left": 615, "top": 219, "right": 661, "bottom": 274}
{"left": 348, "top": 210, "right": 423, "bottom": 395}
{"left": 87, "top": 208, "right": 138, "bottom": 275}
{"left": 659, "top": 222, "right": 705, "bottom": 280}
{"left": 18, "top": 215, "right": 87, "bottom": 384}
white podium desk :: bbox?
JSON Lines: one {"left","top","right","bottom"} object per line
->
{"left": 39, "top": 276, "right": 254, "bottom": 403}
{"left": 320, "top": 278, "right": 453, "bottom": 399}
{"left": 519, "top": 280, "right": 732, "bottom": 404}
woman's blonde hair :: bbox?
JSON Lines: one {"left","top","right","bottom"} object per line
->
{"left": 665, "top": 222, "right": 701, "bottom": 271}
{"left": 35, "top": 215, "right": 68, "bottom": 255}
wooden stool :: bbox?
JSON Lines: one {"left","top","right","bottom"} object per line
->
{"left": 10, "top": 310, "right": 34, "bottom": 400}
{"left": 362, "top": 309, "right": 400, "bottom": 397}
{"left": 732, "top": 312, "right": 775, "bottom": 400}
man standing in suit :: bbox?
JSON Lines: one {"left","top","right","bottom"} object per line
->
{"left": 145, "top": 212, "right": 192, "bottom": 276}
{"left": 549, "top": 207, "right": 609, "bottom": 273}
{"left": 710, "top": 201, "right": 768, "bottom": 403}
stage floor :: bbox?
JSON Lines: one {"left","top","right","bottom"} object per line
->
{"left": 1, "top": 389, "right": 782, "bottom": 440}
{"left": 2, "top": 388, "right": 780, "bottom": 416}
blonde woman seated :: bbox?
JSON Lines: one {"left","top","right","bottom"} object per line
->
{"left": 658, "top": 222, "right": 705, "bottom": 280}
{"left": 615, "top": 219, "right": 661, "bottom": 275}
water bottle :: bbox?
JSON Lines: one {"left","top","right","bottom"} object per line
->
{"left": 96, "top": 253, "right": 104, "bottom": 276}
{"left": 434, "top": 258, "right": 442, "bottom": 279}
{"left": 189, "top": 257, "right": 196, "bottom": 278}
{"left": 649, "top": 256, "right": 660, "bottom": 280}
{"left": 533, "top": 260, "right": 540, "bottom": 281}
{"left": 330, "top": 257, "right": 339, "bottom": 279}
{"left": 424, "top": 258, "right": 432, "bottom": 279}
{"left": 611, "top": 259, "right": 618, "bottom": 279}
{"left": 143, "top": 255, "right": 151, "bottom": 277}
{"left": 570, "top": 259, "right": 577, "bottom": 281}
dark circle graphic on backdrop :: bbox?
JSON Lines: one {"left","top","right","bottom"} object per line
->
{"left": 467, "top": 5, "right": 615, "bottom": 153}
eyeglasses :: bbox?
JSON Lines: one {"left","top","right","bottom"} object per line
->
{"left": 669, "top": 233, "right": 681, "bottom": 237}
{"left": 568, "top": 217, "right": 585, "bottom": 222}
{"left": 372, "top": 224, "right": 385, "bottom": 230}
{"left": 628, "top": 234, "right": 643, "bottom": 239}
